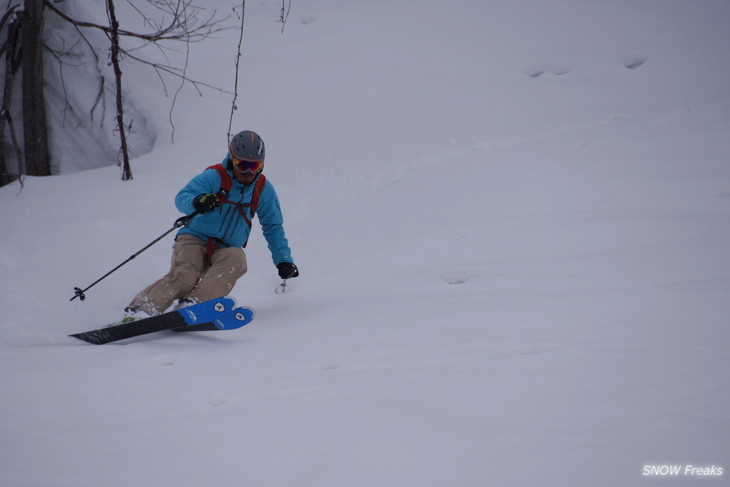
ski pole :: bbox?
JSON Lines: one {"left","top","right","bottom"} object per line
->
{"left": 70, "top": 211, "right": 199, "bottom": 302}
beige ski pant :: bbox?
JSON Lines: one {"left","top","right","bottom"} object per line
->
{"left": 128, "top": 234, "right": 247, "bottom": 315}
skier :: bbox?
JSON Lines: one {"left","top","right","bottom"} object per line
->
{"left": 124, "top": 130, "right": 298, "bottom": 318}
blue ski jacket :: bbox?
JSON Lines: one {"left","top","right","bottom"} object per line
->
{"left": 175, "top": 159, "right": 294, "bottom": 266}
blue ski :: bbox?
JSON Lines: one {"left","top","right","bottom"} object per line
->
{"left": 70, "top": 296, "right": 255, "bottom": 344}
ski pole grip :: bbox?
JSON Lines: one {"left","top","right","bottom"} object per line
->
{"left": 174, "top": 211, "right": 199, "bottom": 228}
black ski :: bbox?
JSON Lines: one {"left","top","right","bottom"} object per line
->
{"left": 70, "top": 296, "right": 254, "bottom": 345}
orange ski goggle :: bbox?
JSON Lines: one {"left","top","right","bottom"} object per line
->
{"left": 232, "top": 157, "right": 264, "bottom": 174}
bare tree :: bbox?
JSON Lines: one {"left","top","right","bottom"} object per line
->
{"left": 0, "top": 0, "right": 51, "bottom": 183}
{"left": 0, "top": 4, "right": 24, "bottom": 187}
{"left": 105, "top": 0, "right": 132, "bottom": 180}
{"left": 22, "top": 0, "right": 50, "bottom": 177}
{"left": 44, "top": 0, "right": 231, "bottom": 181}
{"left": 1, "top": 0, "right": 231, "bottom": 186}
{"left": 44, "top": 1, "right": 232, "bottom": 94}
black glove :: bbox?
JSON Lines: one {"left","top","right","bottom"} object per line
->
{"left": 277, "top": 262, "right": 299, "bottom": 279}
{"left": 193, "top": 193, "right": 221, "bottom": 214}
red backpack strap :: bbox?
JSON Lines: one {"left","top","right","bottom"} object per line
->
{"left": 241, "top": 174, "right": 266, "bottom": 248}
{"left": 249, "top": 174, "right": 267, "bottom": 219}
{"left": 198, "top": 164, "right": 230, "bottom": 264}
{"left": 206, "top": 237, "right": 223, "bottom": 264}
{"left": 206, "top": 163, "right": 232, "bottom": 194}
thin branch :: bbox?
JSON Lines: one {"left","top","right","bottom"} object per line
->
{"left": 73, "top": 25, "right": 107, "bottom": 123}
{"left": 278, "top": 0, "right": 293, "bottom": 34}
{"left": 43, "top": 41, "right": 83, "bottom": 127}
{"left": 5, "top": 113, "right": 24, "bottom": 186}
{"left": 125, "top": 0, "right": 158, "bottom": 31}
{"left": 0, "top": 5, "right": 20, "bottom": 59}
{"left": 45, "top": 0, "right": 231, "bottom": 43}
{"left": 122, "top": 49, "right": 231, "bottom": 95}
{"left": 169, "top": 35, "right": 190, "bottom": 143}
{"left": 227, "top": 1, "right": 245, "bottom": 142}
{"left": 0, "top": 5, "right": 17, "bottom": 31}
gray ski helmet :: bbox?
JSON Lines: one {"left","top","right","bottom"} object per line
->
{"left": 229, "top": 130, "right": 265, "bottom": 162}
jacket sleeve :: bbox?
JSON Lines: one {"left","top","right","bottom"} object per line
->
{"left": 256, "top": 181, "right": 294, "bottom": 266}
{"left": 175, "top": 169, "right": 222, "bottom": 214}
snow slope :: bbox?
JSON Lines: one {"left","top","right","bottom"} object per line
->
{"left": 2, "top": 1, "right": 730, "bottom": 485}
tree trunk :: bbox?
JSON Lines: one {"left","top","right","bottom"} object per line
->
{"left": 21, "top": 0, "right": 50, "bottom": 176}
{"left": 1, "top": 10, "right": 22, "bottom": 186}
{"left": 106, "top": 0, "right": 133, "bottom": 181}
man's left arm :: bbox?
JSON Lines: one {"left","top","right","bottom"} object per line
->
{"left": 256, "top": 182, "right": 294, "bottom": 267}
